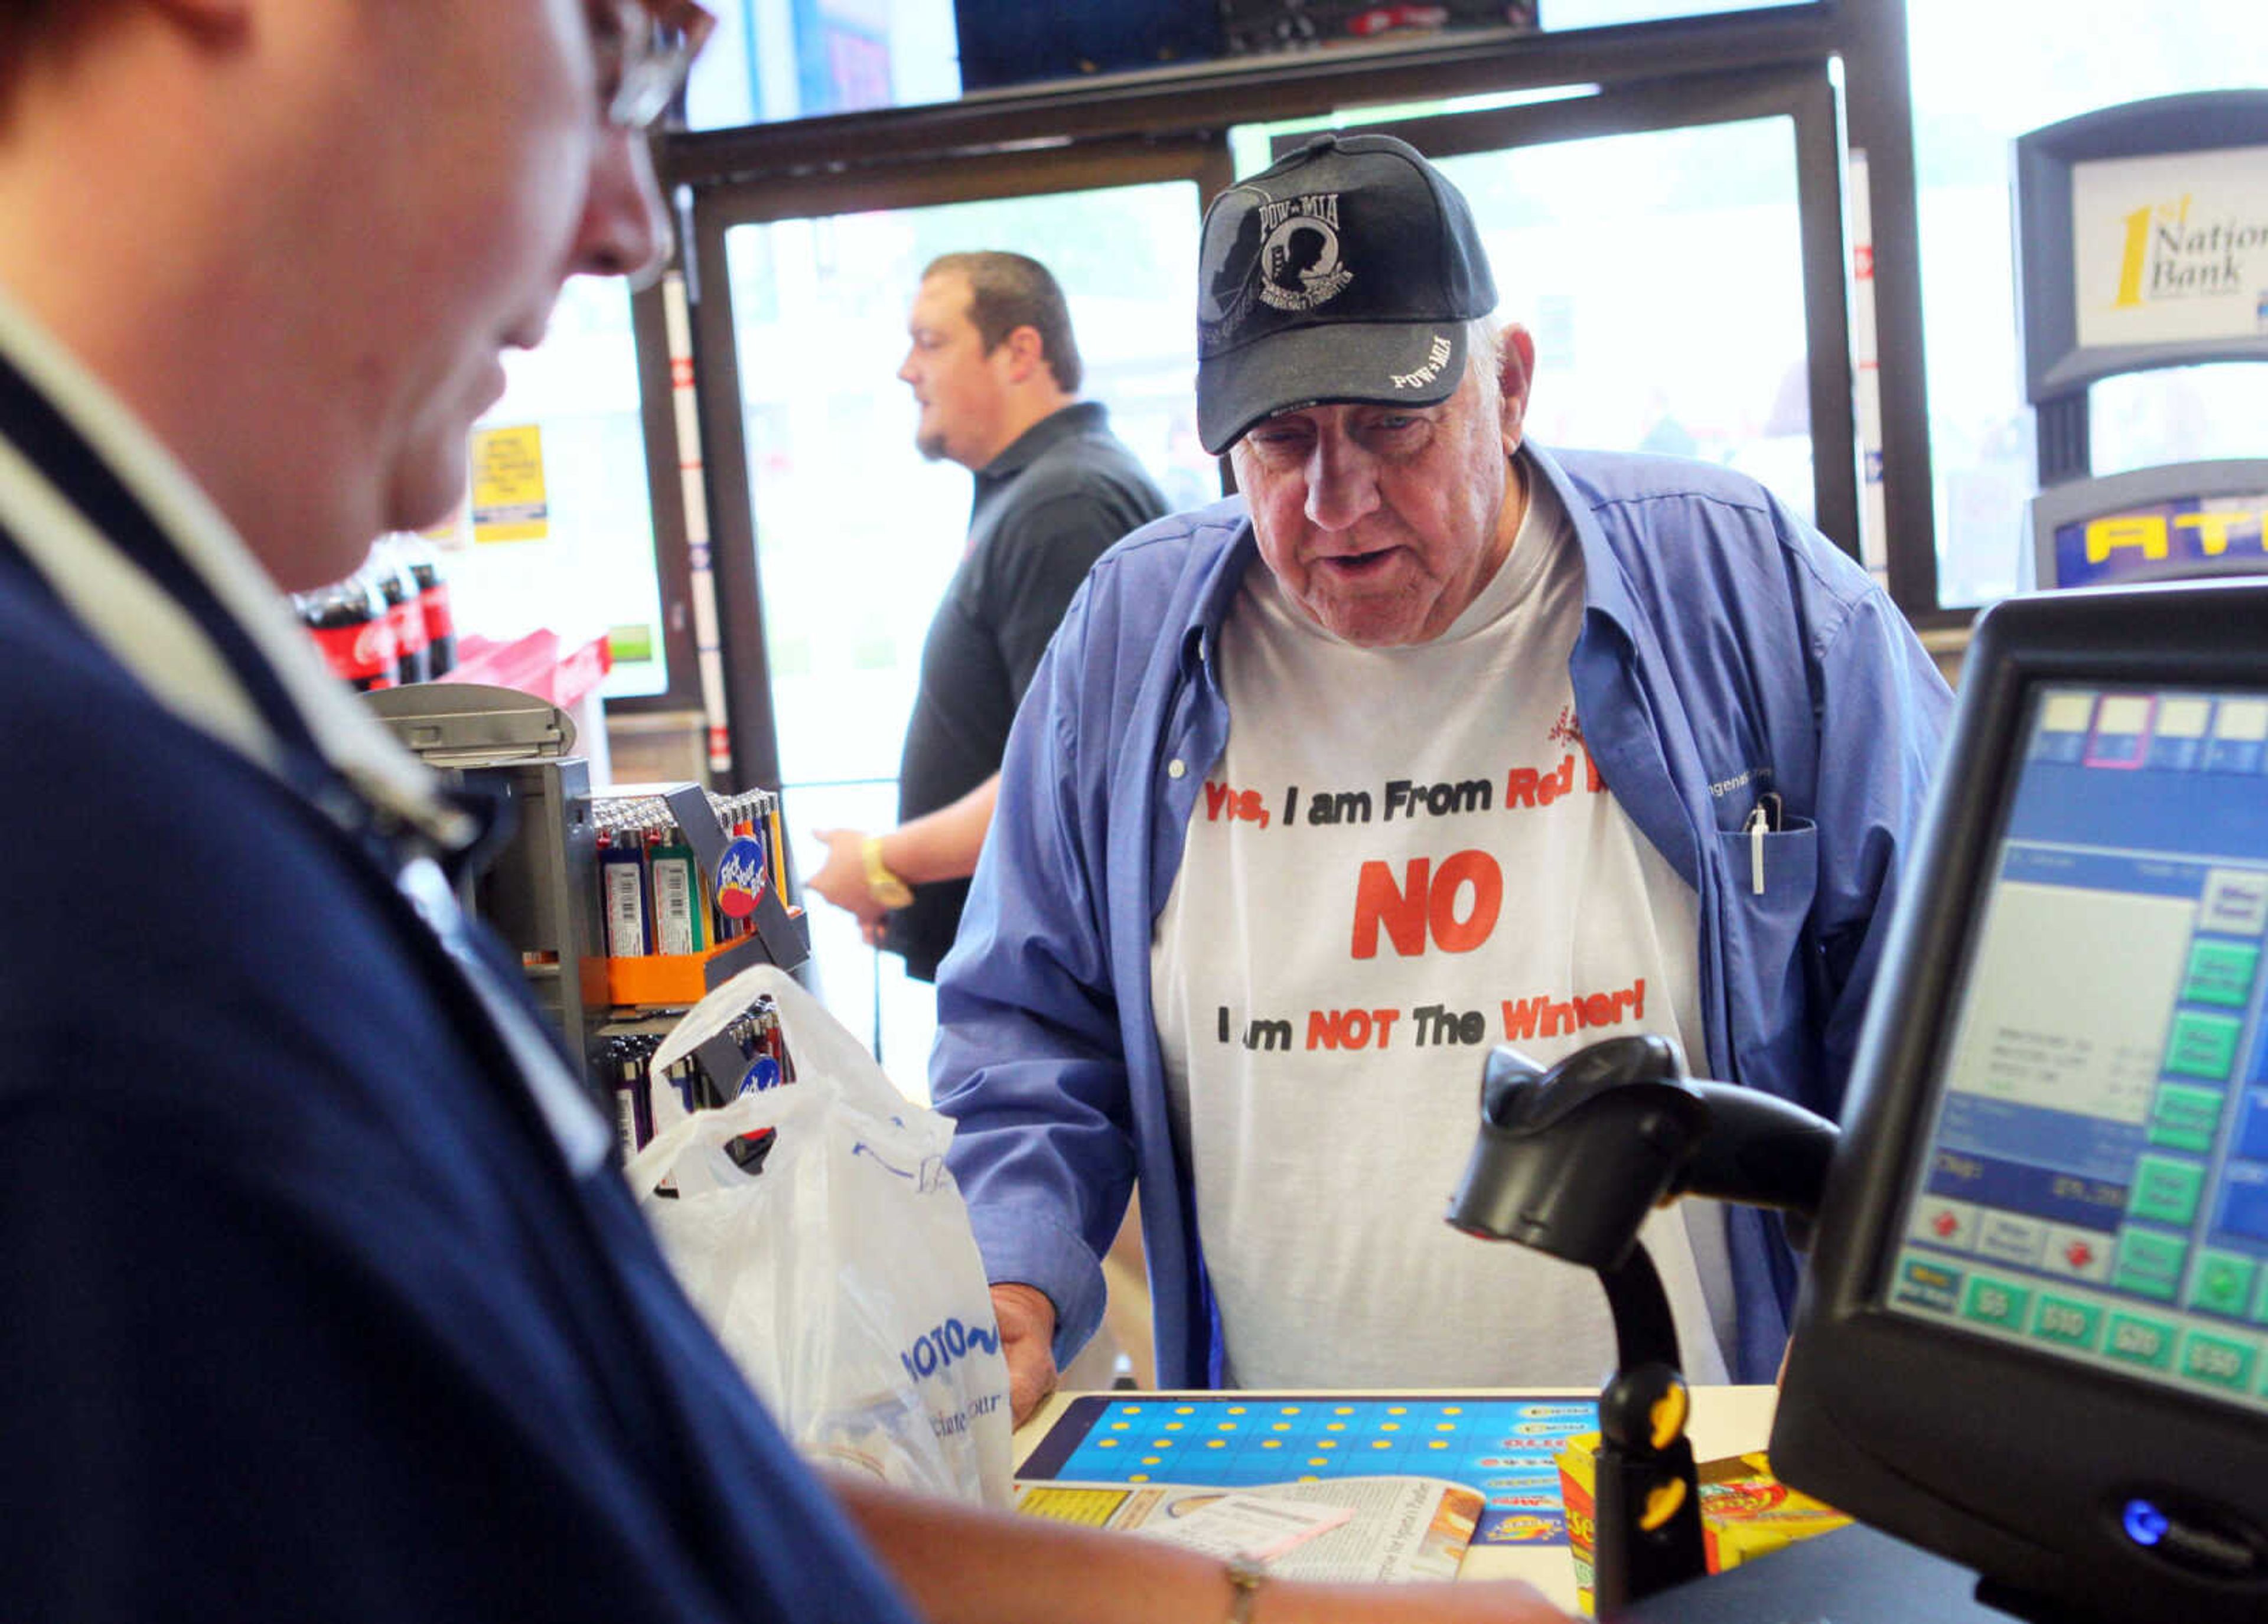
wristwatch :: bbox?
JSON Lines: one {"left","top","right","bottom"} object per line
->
{"left": 1224, "top": 1556, "right": 1267, "bottom": 1624}
{"left": 861, "top": 834, "right": 914, "bottom": 909}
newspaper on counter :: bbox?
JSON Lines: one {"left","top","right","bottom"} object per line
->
{"left": 1012, "top": 1475, "right": 1485, "bottom": 1583}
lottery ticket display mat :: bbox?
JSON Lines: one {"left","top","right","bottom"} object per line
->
{"left": 1015, "top": 1393, "right": 1595, "bottom": 1548}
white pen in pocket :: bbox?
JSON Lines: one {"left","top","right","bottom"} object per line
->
{"left": 1742, "top": 791, "right": 1784, "bottom": 895}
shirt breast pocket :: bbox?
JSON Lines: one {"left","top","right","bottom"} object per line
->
{"left": 1713, "top": 816, "right": 1820, "bottom": 1073}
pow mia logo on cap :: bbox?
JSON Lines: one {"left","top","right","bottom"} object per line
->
{"left": 1256, "top": 193, "right": 1353, "bottom": 313}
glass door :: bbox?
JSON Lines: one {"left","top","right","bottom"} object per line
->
{"left": 693, "top": 142, "right": 1226, "bottom": 1093}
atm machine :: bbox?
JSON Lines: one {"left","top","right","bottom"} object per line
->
{"left": 2016, "top": 90, "right": 2268, "bottom": 593}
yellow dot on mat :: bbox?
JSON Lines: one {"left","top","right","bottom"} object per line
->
{"left": 1387, "top": 1407, "right": 1408, "bottom": 1416}
{"left": 1097, "top": 1439, "right": 1117, "bottom": 1448}
{"left": 1130, "top": 1475, "right": 1150, "bottom": 1483}
{"left": 1261, "top": 1440, "right": 1280, "bottom": 1449}
{"left": 1175, "top": 1406, "right": 1195, "bottom": 1415}
{"left": 1373, "top": 1440, "right": 1391, "bottom": 1449}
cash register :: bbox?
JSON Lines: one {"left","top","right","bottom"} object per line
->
{"left": 1764, "top": 578, "right": 2268, "bottom": 1624}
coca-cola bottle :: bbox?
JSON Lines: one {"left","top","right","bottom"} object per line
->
{"left": 295, "top": 573, "right": 399, "bottom": 692}
{"left": 364, "top": 536, "right": 431, "bottom": 684}
{"left": 391, "top": 531, "right": 457, "bottom": 678}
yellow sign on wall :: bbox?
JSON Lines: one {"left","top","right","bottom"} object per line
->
{"left": 471, "top": 424, "right": 549, "bottom": 543}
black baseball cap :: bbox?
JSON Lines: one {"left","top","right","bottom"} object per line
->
{"left": 1195, "top": 132, "right": 1498, "bottom": 455}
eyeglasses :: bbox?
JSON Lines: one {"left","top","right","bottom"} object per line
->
{"left": 596, "top": 0, "right": 716, "bottom": 131}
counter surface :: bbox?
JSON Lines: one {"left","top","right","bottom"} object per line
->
{"left": 1012, "top": 1385, "right": 1780, "bottom": 1612}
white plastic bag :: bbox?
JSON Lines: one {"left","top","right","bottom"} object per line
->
{"left": 625, "top": 963, "right": 1013, "bottom": 1506}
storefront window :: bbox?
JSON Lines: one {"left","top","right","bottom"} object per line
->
{"left": 1430, "top": 119, "right": 1814, "bottom": 524}
{"left": 443, "top": 277, "right": 670, "bottom": 701}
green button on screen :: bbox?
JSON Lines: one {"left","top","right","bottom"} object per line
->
{"left": 2190, "top": 1250, "right": 2259, "bottom": 1319}
{"left": 2032, "top": 1295, "right": 2101, "bottom": 1350}
{"left": 2106, "top": 1313, "right": 2177, "bottom": 1370}
{"left": 2128, "top": 1157, "right": 2205, "bottom": 1227}
{"left": 2165, "top": 1011, "right": 2243, "bottom": 1081}
{"left": 1963, "top": 1275, "right": 2031, "bottom": 1331}
{"left": 2115, "top": 1227, "right": 2189, "bottom": 1300}
{"left": 2179, "top": 1330, "right": 2257, "bottom": 1392}
{"left": 2148, "top": 1084, "right": 2224, "bottom": 1154}
{"left": 2182, "top": 939, "right": 2260, "bottom": 1008}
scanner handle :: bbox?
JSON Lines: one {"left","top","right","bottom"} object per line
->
{"left": 1677, "top": 1083, "right": 1839, "bottom": 1238}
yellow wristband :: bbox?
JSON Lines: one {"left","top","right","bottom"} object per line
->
{"left": 1224, "top": 1556, "right": 1266, "bottom": 1624}
{"left": 862, "top": 834, "right": 914, "bottom": 908}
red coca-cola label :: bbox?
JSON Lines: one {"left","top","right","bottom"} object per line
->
{"left": 419, "top": 583, "right": 455, "bottom": 640}
{"left": 308, "top": 618, "right": 397, "bottom": 683}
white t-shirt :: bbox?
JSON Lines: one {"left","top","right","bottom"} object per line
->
{"left": 1151, "top": 464, "right": 1736, "bottom": 1389}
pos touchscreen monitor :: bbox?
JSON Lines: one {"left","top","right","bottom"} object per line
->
{"left": 1774, "top": 579, "right": 2268, "bottom": 1624}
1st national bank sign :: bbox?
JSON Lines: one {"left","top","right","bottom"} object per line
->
{"left": 2073, "top": 143, "right": 2268, "bottom": 349}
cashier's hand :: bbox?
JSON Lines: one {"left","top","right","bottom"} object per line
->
{"left": 990, "top": 1281, "right": 1060, "bottom": 1427}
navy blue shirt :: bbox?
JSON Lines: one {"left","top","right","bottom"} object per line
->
{"left": 0, "top": 327, "right": 922, "bottom": 1623}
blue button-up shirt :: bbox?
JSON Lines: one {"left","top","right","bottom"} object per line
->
{"left": 934, "top": 445, "right": 1953, "bottom": 1386}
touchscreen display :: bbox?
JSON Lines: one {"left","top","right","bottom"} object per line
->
{"left": 1885, "top": 683, "right": 2268, "bottom": 1414}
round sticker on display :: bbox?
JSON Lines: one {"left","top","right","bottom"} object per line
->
{"left": 714, "top": 832, "right": 769, "bottom": 919}
{"left": 737, "top": 1054, "right": 783, "bottom": 1095}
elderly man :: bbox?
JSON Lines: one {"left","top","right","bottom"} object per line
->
{"left": 0, "top": 8, "right": 1558, "bottom": 1623}
{"left": 934, "top": 133, "right": 1954, "bottom": 1423}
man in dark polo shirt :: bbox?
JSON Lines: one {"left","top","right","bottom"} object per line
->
{"left": 811, "top": 251, "right": 1167, "bottom": 981}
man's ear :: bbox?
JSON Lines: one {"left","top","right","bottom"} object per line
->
{"left": 1496, "top": 322, "right": 1537, "bottom": 451}
{"left": 998, "top": 324, "right": 1047, "bottom": 386}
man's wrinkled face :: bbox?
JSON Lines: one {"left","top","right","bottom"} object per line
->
{"left": 897, "top": 271, "right": 1011, "bottom": 468}
{"left": 1229, "top": 337, "right": 1527, "bottom": 647}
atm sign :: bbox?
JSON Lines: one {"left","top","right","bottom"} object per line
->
{"left": 2055, "top": 497, "right": 2268, "bottom": 589}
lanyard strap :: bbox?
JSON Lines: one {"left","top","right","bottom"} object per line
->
{"left": 0, "top": 318, "right": 608, "bottom": 1174}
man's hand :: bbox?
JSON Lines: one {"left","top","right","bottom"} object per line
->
{"left": 806, "top": 827, "right": 888, "bottom": 927}
{"left": 990, "top": 1282, "right": 1060, "bottom": 1427}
